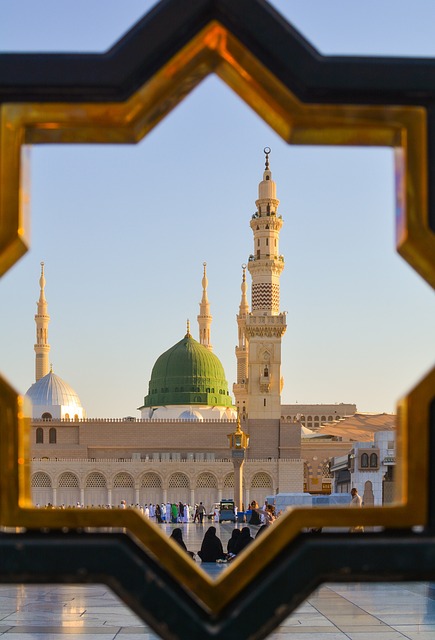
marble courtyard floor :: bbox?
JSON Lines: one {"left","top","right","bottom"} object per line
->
{"left": 0, "top": 523, "right": 433, "bottom": 639}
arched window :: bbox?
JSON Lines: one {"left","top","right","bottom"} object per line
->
{"left": 321, "top": 415, "right": 326, "bottom": 422}
{"left": 86, "top": 472, "right": 107, "bottom": 488}
{"left": 49, "top": 428, "right": 57, "bottom": 444}
{"left": 141, "top": 472, "right": 162, "bottom": 488}
{"left": 361, "top": 453, "right": 369, "bottom": 468}
{"left": 169, "top": 473, "right": 189, "bottom": 488}
{"left": 113, "top": 472, "right": 134, "bottom": 488}
{"left": 251, "top": 472, "right": 273, "bottom": 488}
{"left": 197, "top": 472, "right": 218, "bottom": 488}
{"left": 59, "top": 472, "right": 79, "bottom": 487}
{"left": 42, "top": 412, "right": 52, "bottom": 420}
{"left": 31, "top": 472, "right": 52, "bottom": 487}
{"left": 328, "top": 416, "right": 333, "bottom": 421}
{"left": 224, "top": 472, "right": 234, "bottom": 488}
{"left": 36, "top": 427, "right": 43, "bottom": 444}
{"left": 370, "top": 453, "right": 378, "bottom": 468}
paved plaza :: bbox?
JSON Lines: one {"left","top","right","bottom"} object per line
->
{"left": 0, "top": 523, "right": 433, "bottom": 639}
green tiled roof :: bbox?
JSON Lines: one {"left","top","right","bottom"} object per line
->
{"left": 143, "top": 334, "right": 233, "bottom": 408}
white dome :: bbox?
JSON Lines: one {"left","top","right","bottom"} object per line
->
{"left": 25, "top": 371, "right": 85, "bottom": 420}
{"left": 178, "top": 409, "right": 204, "bottom": 421}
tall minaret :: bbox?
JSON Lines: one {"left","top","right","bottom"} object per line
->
{"left": 244, "top": 148, "right": 287, "bottom": 420}
{"left": 233, "top": 265, "right": 250, "bottom": 420}
{"left": 197, "top": 262, "right": 213, "bottom": 351}
{"left": 34, "top": 261, "right": 50, "bottom": 381}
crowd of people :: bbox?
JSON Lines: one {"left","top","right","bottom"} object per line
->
{"left": 36, "top": 499, "right": 277, "bottom": 525}
{"left": 166, "top": 499, "right": 277, "bottom": 563}
{"left": 37, "top": 500, "right": 209, "bottom": 520}
{"left": 170, "top": 524, "right": 270, "bottom": 563}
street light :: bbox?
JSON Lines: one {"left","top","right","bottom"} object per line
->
{"left": 227, "top": 414, "right": 250, "bottom": 512}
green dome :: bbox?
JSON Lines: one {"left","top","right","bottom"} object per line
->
{"left": 142, "top": 333, "right": 233, "bottom": 409}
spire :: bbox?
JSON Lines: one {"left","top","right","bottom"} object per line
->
{"left": 244, "top": 149, "right": 286, "bottom": 420}
{"left": 197, "top": 262, "right": 213, "bottom": 351}
{"left": 264, "top": 146, "right": 270, "bottom": 170}
{"left": 239, "top": 264, "right": 249, "bottom": 316}
{"left": 233, "top": 265, "right": 250, "bottom": 407}
{"left": 34, "top": 261, "right": 51, "bottom": 381}
{"left": 39, "top": 261, "right": 46, "bottom": 304}
{"left": 185, "top": 319, "right": 191, "bottom": 338}
{"left": 201, "top": 262, "right": 209, "bottom": 306}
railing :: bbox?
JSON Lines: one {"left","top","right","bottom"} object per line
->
{"left": 31, "top": 457, "right": 303, "bottom": 463}
{"left": 32, "top": 418, "right": 240, "bottom": 424}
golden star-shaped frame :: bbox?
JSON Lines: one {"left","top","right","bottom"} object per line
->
{"left": 0, "top": 19, "right": 434, "bottom": 616}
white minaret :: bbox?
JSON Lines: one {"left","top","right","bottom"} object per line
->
{"left": 34, "top": 261, "right": 50, "bottom": 381}
{"left": 244, "top": 148, "right": 286, "bottom": 420}
{"left": 197, "top": 262, "right": 213, "bottom": 351}
{"left": 233, "top": 265, "right": 250, "bottom": 419}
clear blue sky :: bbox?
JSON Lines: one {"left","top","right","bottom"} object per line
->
{"left": 1, "top": 1, "right": 435, "bottom": 418}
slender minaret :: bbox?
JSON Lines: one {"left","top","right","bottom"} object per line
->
{"left": 34, "top": 261, "right": 50, "bottom": 381}
{"left": 233, "top": 265, "right": 250, "bottom": 419}
{"left": 244, "top": 148, "right": 286, "bottom": 420}
{"left": 197, "top": 262, "right": 213, "bottom": 351}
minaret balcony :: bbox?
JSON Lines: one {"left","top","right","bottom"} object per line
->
{"left": 233, "top": 382, "right": 247, "bottom": 393}
{"left": 248, "top": 254, "right": 284, "bottom": 262}
{"left": 245, "top": 313, "right": 287, "bottom": 338}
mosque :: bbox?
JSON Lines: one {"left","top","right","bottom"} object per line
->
{"left": 27, "top": 150, "right": 359, "bottom": 509}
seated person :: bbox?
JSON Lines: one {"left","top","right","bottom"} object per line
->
{"left": 169, "top": 527, "right": 195, "bottom": 558}
{"left": 232, "top": 526, "right": 254, "bottom": 555}
{"left": 198, "top": 527, "right": 226, "bottom": 562}
{"left": 227, "top": 528, "right": 241, "bottom": 555}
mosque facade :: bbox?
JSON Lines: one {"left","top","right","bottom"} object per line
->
{"left": 27, "top": 151, "right": 358, "bottom": 510}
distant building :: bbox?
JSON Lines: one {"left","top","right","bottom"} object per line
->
{"left": 330, "top": 429, "right": 396, "bottom": 504}
{"left": 27, "top": 150, "right": 377, "bottom": 510}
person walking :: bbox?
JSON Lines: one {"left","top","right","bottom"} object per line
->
{"left": 248, "top": 501, "right": 262, "bottom": 525}
{"left": 155, "top": 503, "right": 163, "bottom": 523}
{"left": 193, "top": 504, "right": 199, "bottom": 523}
{"left": 197, "top": 502, "right": 206, "bottom": 524}
{"left": 349, "top": 487, "right": 364, "bottom": 533}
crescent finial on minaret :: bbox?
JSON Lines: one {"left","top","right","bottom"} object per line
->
{"left": 39, "top": 261, "right": 46, "bottom": 297}
{"left": 198, "top": 262, "right": 213, "bottom": 350}
{"left": 35, "top": 261, "right": 50, "bottom": 381}
{"left": 186, "top": 319, "right": 191, "bottom": 338}
{"left": 264, "top": 146, "right": 271, "bottom": 170}
{"left": 202, "top": 261, "right": 208, "bottom": 295}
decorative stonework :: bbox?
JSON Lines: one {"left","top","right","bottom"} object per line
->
{"left": 252, "top": 282, "right": 280, "bottom": 312}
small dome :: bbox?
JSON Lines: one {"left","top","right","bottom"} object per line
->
{"left": 25, "top": 371, "right": 84, "bottom": 419}
{"left": 178, "top": 409, "right": 203, "bottom": 421}
{"left": 141, "top": 333, "right": 233, "bottom": 410}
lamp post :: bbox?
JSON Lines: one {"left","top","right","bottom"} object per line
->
{"left": 227, "top": 414, "right": 250, "bottom": 512}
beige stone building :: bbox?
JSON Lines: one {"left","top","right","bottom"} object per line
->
{"left": 27, "top": 150, "right": 368, "bottom": 511}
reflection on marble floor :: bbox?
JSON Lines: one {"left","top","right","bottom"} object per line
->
{"left": 0, "top": 582, "right": 435, "bottom": 639}
{"left": 0, "top": 524, "right": 433, "bottom": 639}
{"left": 1, "top": 582, "right": 435, "bottom": 639}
